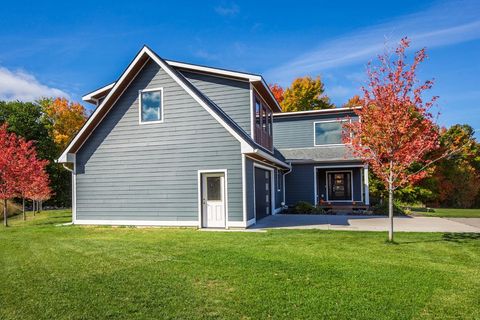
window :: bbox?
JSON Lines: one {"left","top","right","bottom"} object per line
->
{"left": 139, "top": 88, "right": 163, "bottom": 123}
{"left": 314, "top": 120, "right": 346, "bottom": 146}
{"left": 262, "top": 107, "right": 267, "bottom": 130}
{"left": 255, "top": 101, "right": 261, "bottom": 127}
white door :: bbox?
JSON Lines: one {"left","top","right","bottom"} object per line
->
{"left": 202, "top": 173, "right": 226, "bottom": 228}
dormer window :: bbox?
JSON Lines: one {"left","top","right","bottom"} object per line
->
{"left": 139, "top": 88, "right": 163, "bottom": 124}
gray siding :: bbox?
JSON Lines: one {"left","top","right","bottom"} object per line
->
{"left": 285, "top": 164, "right": 315, "bottom": 205}
{"left": 273, "top": 113, "right": 357, "bottom": 149}
{"left": 180, "top": 71, "right": 252, "bottom": 136}
{"left": 75, "top": 60, "right": 243, "bottom": 222}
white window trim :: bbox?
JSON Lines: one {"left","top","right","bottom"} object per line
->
{"left": 313, "top": 119, "right": 350, "bottom": 147}
{"left": 138, "top": 87, "right": 164, "bottom": 124}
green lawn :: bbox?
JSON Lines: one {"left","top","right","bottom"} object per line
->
{"left": 411, "top": 207, "right": 480, "bottom": 218}
{"left": 1, "top": 210, "right": 479, "bottom": 319}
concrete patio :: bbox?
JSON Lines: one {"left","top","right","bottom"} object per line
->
{"left": 252, "top": 214, "right": 480, "bottom": 233}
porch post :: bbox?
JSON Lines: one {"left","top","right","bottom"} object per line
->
{"left": 363, "top": 165, "right": 370, "bottom": 205}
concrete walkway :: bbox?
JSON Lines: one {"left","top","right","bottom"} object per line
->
{"left": 252, "top": 214, "right": 480, "bottom": 233}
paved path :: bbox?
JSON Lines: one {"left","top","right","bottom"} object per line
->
{"left": 252, "top": 214, "right": 480, "bottom": 233}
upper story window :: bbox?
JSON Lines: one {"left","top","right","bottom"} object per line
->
{"left": 254, "top": 95, "right": 273, "bottom": 151}
{"left": 139, "top": 88, "right": 163, "bottom": 124}
{"left": 314, "top": 120, "right": 348, "bottom": 146}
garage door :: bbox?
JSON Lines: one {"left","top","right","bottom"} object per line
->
{"left": 255, "top": 167, "right": 272, "bottom": 220}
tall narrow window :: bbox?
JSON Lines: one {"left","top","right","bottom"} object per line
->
{"left": 255, "top": 101, "right": 261, "bottom": 127}
{"left": 262, "top": 108, "right": 267, "bottom": 131}
{"left": 140, "top": 88, "right": 163, "bottom": 123}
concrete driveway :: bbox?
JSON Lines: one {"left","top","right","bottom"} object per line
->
{"left": 252, "top": 214, "right": 480, "bottom": 233}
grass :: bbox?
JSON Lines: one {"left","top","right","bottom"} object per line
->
{"left": 411, "top": 207, "right": 480, "bottom": 218}
{"left": 1, "top": 210, "right": 479, "bottom": 319}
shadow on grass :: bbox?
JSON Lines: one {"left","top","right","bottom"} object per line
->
{"left": 442, "top": 233, "right": 480, "bottom": 242}
{"left": 398, "top": 232, "right": 480, "bottom": 245}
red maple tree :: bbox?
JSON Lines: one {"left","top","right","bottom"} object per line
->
{"left": 269, "top": 83, "right": 284, "bottom": 104}
{"left": 0, "top": 125, "right": 23, "bottom": 226}
{"left": 343, "top": 38, "right": 460, "bottom": 241}
{"left": 0, "top": 124, "right": 52, "bottom": 226}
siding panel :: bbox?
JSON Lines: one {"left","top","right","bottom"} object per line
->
{"left": 180, "top": 71, "right": 252, "bottom": 135}
{"left": 75, "top": 60, "right": 243, "bottom": 223}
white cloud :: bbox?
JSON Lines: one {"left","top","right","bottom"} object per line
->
{"left": 266, "top": 0, "right": 480, "bottom": 84}
{"left": 214, "top": 2, "right": 239, "bottom": 17}
{"left": 0, "top": 67, "right": 69, "bottom": 101}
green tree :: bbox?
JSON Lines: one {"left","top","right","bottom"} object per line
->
{"left": 420, "top": 124, "right": 480, "bottom": 208}
{"left": 281, "top": 76, "right": 334, "bottom": 112}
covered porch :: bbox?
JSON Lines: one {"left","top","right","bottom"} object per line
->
{"left": 314, "top": 163, "right": 370, "bottom": 212}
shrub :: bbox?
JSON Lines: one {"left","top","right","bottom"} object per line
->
{"left": 371, "top": 201, "right": 406, "bottom": 215}
{"left": 292, "top": 201, "right": 325, "bottom": 214}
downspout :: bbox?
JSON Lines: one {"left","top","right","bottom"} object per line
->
{"left": 282, "top": 162, "right": 292, "bottom": 211}
{"left": 60, "top": 162, "right": 76, "bottom": 224}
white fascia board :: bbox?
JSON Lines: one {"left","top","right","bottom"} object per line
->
{"left": 273, "top": 106, "right": 362, "bottom": 117}
{"left": 165, "top": 60, "right": 262, "bottom": 81}
{"left": 82, "top": 82, "right": 116, "bottom": 102}
{"left": 249, "top": 148, "right": 291, "bottom": 169}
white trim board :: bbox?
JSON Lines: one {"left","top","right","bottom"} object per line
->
{"left": 82, "top": 82, "right": 116, "bottom": 102}
{"left": 273, "top": 106, "right": 362, "bottom": 117}
{"left": 74, "top": 220, "right": 199, "bottom": 227}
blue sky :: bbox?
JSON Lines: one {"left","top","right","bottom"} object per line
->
{"left": 0, "top": 0, "right": 479, "bottom": 137}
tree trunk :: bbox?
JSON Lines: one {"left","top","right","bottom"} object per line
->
{"left": 39, "top": 201, "right": 42, "bottom": 213}
{"left": 33, "top": 201, "right": 36, "bottom": 217}
{"left": 22, "top": 198, "right": 26, "bottom": 221}
{"left": 3, "top": 199, "right": 7, "bottom": 227}
{"left": 388, "top": 167, "right": 394, "bottom": 242}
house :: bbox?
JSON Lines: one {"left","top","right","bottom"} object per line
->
{"left": 58, "top": 46, "right": 369, "bottom": 228}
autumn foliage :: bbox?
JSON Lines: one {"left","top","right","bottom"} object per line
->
{"left": 269, "top": 84, "right": 284, "bottom": 104}
{"left": 0, "top": 124, "right": 51, "bottom": 226}
{"left": 269, "top": 76, "right": 334, "bottom": 112}
{"left": 42, "top": 98, "right": 87, "bottom": 151}
{"left": 343, "top": 38, "right": 460, "bottom": 241}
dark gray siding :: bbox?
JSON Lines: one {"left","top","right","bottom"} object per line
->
{"left": 273, "top": 113, "right": 357, "bottom": 149}
{"left": 245, "top": 157, "right": 284, "bottom": 221}
{"left": 75, "top": 60, "right": 243, "bottom": 222}
{"left": 180, "top": 71, "right": 252, "bottom": 136}
{"left": 285, "top": 163, "right": 364, "bottom": 206}
{"left": 285, "top": 164, "right": 315, "bottom": 205}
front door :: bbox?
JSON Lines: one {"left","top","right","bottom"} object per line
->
{"left": 254, "top": 167, "right": 271, "bottom": 220}
{"left": 202, "top": 173, "right": 226, "bottom": 228}
{"left": 327, "top": 171, "right": 352, "bottom": 201}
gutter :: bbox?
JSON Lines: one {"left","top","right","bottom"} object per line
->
{"left": 251, "top": 148, "right": 291, "bottom": 170}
